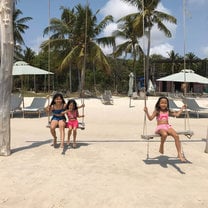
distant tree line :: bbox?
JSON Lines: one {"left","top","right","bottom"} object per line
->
{"left": 12, "top": 0, "right": 208, "bottom": 95}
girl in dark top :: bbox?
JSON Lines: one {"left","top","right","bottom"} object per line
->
{"left": 46, "top": 93, "right": 66, "bottom": 148}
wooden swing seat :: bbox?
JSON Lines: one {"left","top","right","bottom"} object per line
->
{"left": 141, "top": 130, "right": 193, "bottom": 140}
{"left": 46, "top": 122, "right": 85, "bottom": 130}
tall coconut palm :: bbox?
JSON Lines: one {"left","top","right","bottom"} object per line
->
{"left": 185, "top": 52, "right": 198, "bottom": 70}
{"left": 122, "top": 0, "right": 177, "bottom": 88}
{"left": 113, "top": 15, "right": 144, "bottom": 93}
{"left": 167, "top": 50, "right": 179, "bottom": 92}
{"left": 167, "top": 50, "right": 179, "bottom": 74}
{"left": 13, "top": 8, "right": 32, "bottom": 60}
{"left": 41, "top": 4, "right": 115, "bottom": 95}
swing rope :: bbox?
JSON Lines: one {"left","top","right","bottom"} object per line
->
{"left": 78, "top": 97, "right": 85, "bottom": 130}
{"left": 140, "top": 0, "right": 150, "bottom": 158}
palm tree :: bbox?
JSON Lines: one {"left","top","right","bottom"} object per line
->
{"left": 167, "top": 50, "right": 179, "bottom": 92}
{"left": 41, "top": 4, "right": 115, "bottom": 95}
{"left": 167, "top": 50, "right": 179, "bottom": 74}
{"left": 13, "top": 8, "right": 32, "bottom": 60}
{"left": 122, "top": 0, "right": 177, "bottom": 88}
{"left": 185, "top": 52, "right": 198, "bottom": 70}
{"left": 23, "top": 47, "right": 36, "bottom": 64}
{"left": 113, "top": 15, "right": 144, "bottom": 93}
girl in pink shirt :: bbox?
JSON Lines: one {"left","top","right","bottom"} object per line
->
{"left": 144, "top": 96, "right": 186, "bottom": 162}
{"left": 63, "top": 99, "right": 84, "bottom": 148}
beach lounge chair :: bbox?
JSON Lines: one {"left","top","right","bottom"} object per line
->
{"left": 101, "top": 90, "right": 113, "bottom": 105}
{"left": 168, "top": 99, "right": 190, "bottom": 113}
{"left": 10, "top": 94, "right": 23, "bottom": 118}
{"left": 168, "top": 99, "right": 182, "bottom": 112}
{"left": 183, "top": 98, "right": 208, "bottom": 118}
{"left": 22, "top": 97, "right": 47, "bottom": 118}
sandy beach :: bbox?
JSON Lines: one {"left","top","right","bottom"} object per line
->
{"left": 0, "top": 96, "right": 208, "bottom": 208}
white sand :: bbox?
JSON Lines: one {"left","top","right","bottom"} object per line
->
{"left": 0, "top": 96, "right": 208, "bottom": 208}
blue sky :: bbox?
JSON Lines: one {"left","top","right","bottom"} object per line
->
{"left": 17, "top": 0, "right": 208, "bottom": 59}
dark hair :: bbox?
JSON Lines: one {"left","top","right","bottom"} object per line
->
{"left": 66, "top": 99, "right": 78, "bottom": 110}
{"left": 50, "top": 93, "right": 65, "bottom": 106}
{"left": 155, "top": 96, "right": 169, "bottom": 111}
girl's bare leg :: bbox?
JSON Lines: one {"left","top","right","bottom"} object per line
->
{"left": 175, "top": 138, "right": 186, "bottom": 162}
{"left": 50, "top": 121, "right": 58, "bottom": 147}
{"left": 168, "top": 128, "right": 186, "bottom": 162}
{"left": 158, "top": 130, "right": 167, "bottom": 154}
{"left": 67, "top": 128, "right": 72, "bottom": 145}
{"left": 59, "top": 120, "right": 66, "bottom": 148}
{"left": 72, "top": 128, "right": 77, "bottom": 148}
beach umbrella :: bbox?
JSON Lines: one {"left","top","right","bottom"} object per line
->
{"left": 157, "top": 69, "right": 208, "bottom": 84}
{"left": 13, "top": 61, "right": 53, "bottom": 75}
{"left": 147, "top": 79, "right": 155, "bottom": 94}
{"left": 13, "top": 61, "right": 54, "bottom": 107}
{"left": 128, "top": 72, "right": 134, "bottom": 107}
{"left": 128, "top": 72, "right": 134, "bottom": 96}
{"left": 13, "top": 61, "right": 53, "bottom": 91}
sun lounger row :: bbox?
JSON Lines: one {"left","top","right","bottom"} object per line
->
{"left": 10, "top": 95, "right": 47, "bottom": 118}
{"left": 168, "top": 97, "right": 208, "bottom": 118}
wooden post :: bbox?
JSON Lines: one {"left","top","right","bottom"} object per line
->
{"left": 0, "top": 0, "right": 14, "bottom": 156}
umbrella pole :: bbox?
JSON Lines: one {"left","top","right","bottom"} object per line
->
{"left": 129, "top": 96, "right": 132, "bottom": 108}
{"left": 21, "top": 75, "right": 25, "bottom": 108}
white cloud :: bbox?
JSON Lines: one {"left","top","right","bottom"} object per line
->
{"left": 102, "top": 23, "right": 117, "bottom": 37}
{"left": 100, "top": 0, "right": 137, "bottom": 21}
{"left": 150, "top": 43, "right": 174, "bottom": 58}
{"left": 201, "top": 46, "right": 208, "bottom": 58}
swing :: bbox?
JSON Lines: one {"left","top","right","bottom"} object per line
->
{"left": 141, "top": 97, "right": 193, "bottom": 159}
{"left": 140, "top": 0, "right": 193, "bottom": 158}
{"left": 46, "top": 121, "right": 85, "bottom": 130}
{"left": 141, "top": 130, "right": 193, "bottom": 140}
{"left": 46, "top": 96, "right": 86, "bottom": 130}
{"left": 141, "top": 100, "right": 194, "bottom": 140}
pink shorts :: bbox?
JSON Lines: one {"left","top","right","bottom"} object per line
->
{"left": 155, "top": 124, "right": 172, "bottom": 133}
{"left": 66, "top": 120, "right": 78, "bottom": 128}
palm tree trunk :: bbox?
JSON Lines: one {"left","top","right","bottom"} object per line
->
{"left": 132, "top": 50, "right": 137, "bottom": 94}
{"left": 0, "top": 0, "right": 14, "bottom": 156}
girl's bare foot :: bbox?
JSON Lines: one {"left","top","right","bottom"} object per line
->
{"left": 159, "top": 144, "right": 164, "bottom": 154}
{"left": 178, "top": 154, "right": 186, "bottom": 162}
{"left": 72, "top": 142, "right": 77, "bottom": 148}
{"left": 53, "top": 137, "right": 57, "bottom": 147}
{"left": 60, "top": 142, "right": 64, "bottom": 148}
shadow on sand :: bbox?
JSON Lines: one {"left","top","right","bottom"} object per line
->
{"left": 11, "top": 139, "right": 52, "bottom": 154}
{"left": 143, "top": 155, "right": 192, "bottom": 174}
{"left": 61, "top": 142, "right": 89, "bottom": 155}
